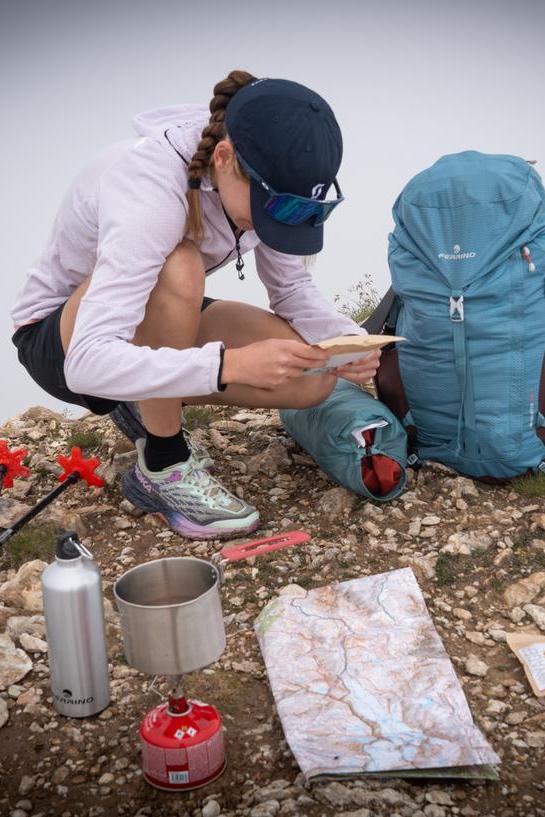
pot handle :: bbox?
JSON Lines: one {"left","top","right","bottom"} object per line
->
{"left": 220, "top": 530, "right": 310, "bottom": 563}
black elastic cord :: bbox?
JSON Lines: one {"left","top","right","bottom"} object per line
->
{"left": 217, "top": 346, "right": 227, "bottom": 392}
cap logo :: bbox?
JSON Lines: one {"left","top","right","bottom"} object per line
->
{"left": 311, "top": 184, "right": 325, "bottom": 199}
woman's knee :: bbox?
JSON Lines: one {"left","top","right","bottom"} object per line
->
{"left": 156, "top": 239, "right": 205, "bottom": 303}
{"left": 283, "top": 373, "right": 337, "bottom": 409}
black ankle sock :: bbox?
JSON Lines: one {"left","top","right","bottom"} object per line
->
{"left": 144, "top": 429, "right": 190, "bottom": 471}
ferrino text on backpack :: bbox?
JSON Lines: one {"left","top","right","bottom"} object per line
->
{"left": 371, "top": 151, "right": 545, "bottom": 480}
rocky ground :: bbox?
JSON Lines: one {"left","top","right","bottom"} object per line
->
{"left": 0, "top": 405, "right": 545, "bottom": 817}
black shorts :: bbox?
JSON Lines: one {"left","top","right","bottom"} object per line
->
{"left": 11, "top": 296, "right": 217, "bottom": 416}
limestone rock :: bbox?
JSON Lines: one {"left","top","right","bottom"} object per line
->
{"left": 465, "top": 631, "right": 486, "bottom": 645}
{"left": 113, "top": 516, "right": 132, "bottom": 530}
{"left": 20, "top": 406, "right": 64, "bottom": 425}
{"left": 452, "top": 477, "right": 480, "bottom": 498}
{"left": 6, "top": 615, "right": 46, "bottom": 640}
{"left": 532, "top": 513, "right": 545, "bottom": 531}
{"left": 523, "top": 603, "right": 545, "bottom": 630}
{"left": 0, "top": 633, "right": 33, "bottom": 689}
{"left": 317, "top": 487, "right": 357, "bottom": 517}
{"left": 0, "top": 696, "right": 8, "bottom": 728}
{"left": 362, "top": 519, "right": 381, "bottom": 536}
{"left": 316, "top": 782, "right": 367, "bottom": 808}
{"left": 209, "top": 420, "right": 246, "bottom": 433}
{"left": 202, "top": 801, "right": 222, "bottom": 817}
{"left": 0, "top": 497, "right": 32, "bottom": 529}
{"left": 249, "top": 802, "right": 280, "bottom": 817}
{"left": 19, "top": 633, "right": 48, "bottom": 653}
{"left": 487, "top": 628, "right": 507, "bottom": 643}
{"left": 18, "top": 775, "right": 35, "bottom": 795}
{"left": 453, "top": 607, "right": 472, "bottom": 621}
{"left": 504, "top": 572, "right": 545, "bottom": 608}
{"left": 398, "top": 555, "right": 436, "bottom": 582}
{"left": 247, "top": 442, "right": 291, "bottom": 476}
{"left": 42, "top": 505, "right": 87, "bottom": 536}
{"left": 441, "top": 531, "right": 492, "bottom": 555}
{"left": 0, "top": 561, "right": 47, "bottom": 612}
{"left": 465, "top": 655, "right": 489, "bottom": 677}
{"left": 208, "top": 429, "right": 229, "bottom": 450}
{"left": 16, "top": 686, "right": 43, "bottom": 706}
{"left": 0, "top": 605, "right": 18, "bottom": 631}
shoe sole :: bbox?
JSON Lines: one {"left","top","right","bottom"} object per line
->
{"left": 122, "top": 470, "right": 260, "bottom": 541}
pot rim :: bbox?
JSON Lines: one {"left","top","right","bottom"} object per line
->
{"left": 113, "top": 555, "right": 220, "bottom": 610}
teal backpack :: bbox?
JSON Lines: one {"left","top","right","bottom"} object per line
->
{"left": 280, "top": 380, "right": 408, "bottom": 502}
{"left": 371, "top": 151, "right": 545, "bottom": 480}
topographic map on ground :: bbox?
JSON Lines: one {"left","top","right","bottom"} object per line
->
{"left": 255, "top": 567, "right": 500, "bottom": 781}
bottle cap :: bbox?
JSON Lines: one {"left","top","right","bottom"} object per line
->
{"left": 56, "top": 530, "right": 81, "bottom": 560}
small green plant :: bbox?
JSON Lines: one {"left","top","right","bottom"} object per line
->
{"left": 512, "top": 531, "right": 532, "bottom": 550}
{"left": 183, "top": 406, "right": 215, "bottom": 429}
{"left": 4, "top": 524, "right": 59, "bottom": 568}
{"left": 65, "top": 425, "right": 102, "bottom": 452}
{"left": 295, "top": 575, "right": 314, "bottom": 588}
{"left": 335, "top": 273, "right": 380, "bottom": 325}
{"left": 489, "top": 575, "right": 505, "bottom": 592}
{"left": 435, "top": 553, "right": 459, "bottom": 586}
{"left": 512, "top": 472, "right": 545, "bottom": 497}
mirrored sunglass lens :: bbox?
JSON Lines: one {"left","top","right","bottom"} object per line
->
{"left": 312, "top": 202, "right": 338, "bottom": 225}
{"left": 265, "top": 196, "right": 322, "bottom": 225}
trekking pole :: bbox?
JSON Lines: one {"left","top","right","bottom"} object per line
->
{"left": 0, "top": 447, "right": 104, "bottom": 546}
{"left": 0, "top": 440, "right": 31, "bottom": 494}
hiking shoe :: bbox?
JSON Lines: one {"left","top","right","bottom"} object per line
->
{"left": 110, "top": 401, "right": 214, "bottom": 470}
{"left": 121, "top": 438, "right": 260, "bottom": 540}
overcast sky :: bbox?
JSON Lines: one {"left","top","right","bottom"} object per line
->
{"left": 2, "top": 0, "right": 545, "bottom": 423}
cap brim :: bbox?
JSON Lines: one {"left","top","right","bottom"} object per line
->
{"left": 250, "top": 180, "right": 324, "bottom": 255}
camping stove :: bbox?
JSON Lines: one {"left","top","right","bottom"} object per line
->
{"left": 140, "top": 676, "right": 225, "bottom": 791}
{"left": 114, "top": 536, "right": 310, "bottom": 792}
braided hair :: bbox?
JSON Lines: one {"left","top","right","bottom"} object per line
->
{"left": 186, "top": 70, "right": 256, "bottom": 242}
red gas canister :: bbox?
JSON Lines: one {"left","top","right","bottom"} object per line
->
{"left": 140, "top": 693, "right": 225, "bottom": 791}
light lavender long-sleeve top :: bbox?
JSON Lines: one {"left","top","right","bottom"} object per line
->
{"left": 11, "top": 105, "right": 365, "bottom": 402}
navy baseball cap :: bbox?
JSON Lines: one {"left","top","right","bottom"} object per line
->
{"left": 225, "top": 78, "right": 343, "bottom": 255}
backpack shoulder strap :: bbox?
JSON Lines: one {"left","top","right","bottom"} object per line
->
{"left": 361, "top": 287, "right": 396, "bottom": 334}
{"left": 362, "top": 288, "right": 422, "bottom": 469}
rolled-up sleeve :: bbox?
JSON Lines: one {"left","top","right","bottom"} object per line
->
{"left": 64, "top": 139, "right": 223, "bottom": 401}
{"left": 254, "top": 242, "right": 367, "bottom": 343}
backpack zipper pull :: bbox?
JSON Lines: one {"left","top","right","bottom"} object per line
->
{"left": 235, "top": 234, "right": 245, "bottom": 280}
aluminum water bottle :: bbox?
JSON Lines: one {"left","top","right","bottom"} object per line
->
{"left": 41, "top": 531, "right": 110, "bottom": 717}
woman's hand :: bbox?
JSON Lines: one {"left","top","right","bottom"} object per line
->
{"left": 221, "top": 339, "right": 332, "bottom": 390}
{"left": 331, "top": 349, "right": 381, "bottom": 385}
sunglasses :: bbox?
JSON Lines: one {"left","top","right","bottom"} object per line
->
{"left": 235, "top": 151, "right": 344, "bottom": 227}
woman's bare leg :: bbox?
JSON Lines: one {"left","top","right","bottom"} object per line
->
{"left": 60, "top": 240, "right": 335, "bottom": 430}
{"left": 186, "top": 300, "right": 336, "bottom": 409}
{"left": 60, "top": 240, "right": 205, "bottom": 435}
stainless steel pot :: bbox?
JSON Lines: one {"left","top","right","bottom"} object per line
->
{"left": 113, "top": 531, "right": 309, "bottom": 676}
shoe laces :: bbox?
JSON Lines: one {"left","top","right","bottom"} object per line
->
{"left": 183, "top": 459, "right": 239, "bottom": 509}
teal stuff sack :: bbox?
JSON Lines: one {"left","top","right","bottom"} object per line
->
{"left": 280, "top": 380, "right": 408, "bottom": 502}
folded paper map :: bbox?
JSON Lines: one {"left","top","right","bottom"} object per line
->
{"left": 255, "top": 568, "right": 499, "bottom": 781}
{"left": 306, "top": 334, "right": 405, "bottom": 374}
